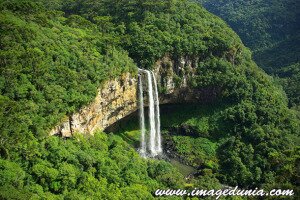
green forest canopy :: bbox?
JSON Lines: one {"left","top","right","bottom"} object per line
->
{"left": 0, "top": 0, "right": 299, "bottom": 199}
{"left": 198, "top": 0, "right": 300, "bottom": 108}
{"left": 198, "top": 0, "right": 300, "bottom": 55}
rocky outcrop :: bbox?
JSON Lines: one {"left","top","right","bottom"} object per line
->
{"left": 50, "top": 73, "right": 138, "bottom": 137}
{"left": 154, "top": 55, "right": 221, "bottom": 104}
{"left": 51, "top": 55, "right": 221, "bottom": 137}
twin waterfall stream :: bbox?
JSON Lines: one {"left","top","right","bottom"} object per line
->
{"left": 138, "top": 69, "right": 162, "bottom": 158}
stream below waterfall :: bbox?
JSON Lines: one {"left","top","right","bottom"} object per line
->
{"left": 169, "top": 158, "right": 197, "bottom": 177}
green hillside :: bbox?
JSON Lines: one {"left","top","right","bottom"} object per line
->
{"left": 198, "top": 0, "right": 300, "bottom": 54}
{"left": 0, "top": 0, "right": 299, "bottom": 199}
{"left": 198, "top": 0, "right": 300, "bottom": 111}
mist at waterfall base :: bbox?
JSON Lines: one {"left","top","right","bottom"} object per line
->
{"left": 138, "top": 69, "right": 162, "bottom": 158}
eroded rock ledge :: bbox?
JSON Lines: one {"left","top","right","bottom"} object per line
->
{"left": 50, "top": 73, "right": 138, "bottom": 137}
{"left": 50, "top": 56, "right": 221, "bottom": 137}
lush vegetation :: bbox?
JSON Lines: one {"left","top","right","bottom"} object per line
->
{"left": 198, "top": 0, "right": 300, "bottom": 108}
{"left": 112, "top": 101, "right": 300, "bottom": 196}
{"left": 0, "top": 132, "right": 185, "bottom": 199}
{"left": 0, "top": 0, "right": 299, "bottom": 199}
{"left": 0, "top": 0, "right": 137, "bottom": 153}
{"left": 163, "top": 103, "right": 300, "bottom": 190}
{"left": 276, "top": 63, "right": 300, "bottom": 108}
{"left": 198, "top": 0, "right": 300, "bottom": 52}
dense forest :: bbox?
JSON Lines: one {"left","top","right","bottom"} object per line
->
{"left": 0, "top": 0, "right": 299, "bottom": 199}
{"left": 198, "top": 0, "right": 300, "bottom": 109}
{"left": 198, "top": 0, "right": 300, "bottom": 67}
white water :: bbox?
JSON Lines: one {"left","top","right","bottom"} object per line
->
{"left": 146, "top": 70, "right": 157, "bottom": 155}
{"left": 151, "top": 71, "right": 162, "bottom": 154}
{"left": 138, "top": 68, "right": 162, "bottom": 157}
{"left": 138, "top": 74, "right": 146, "bottom": 158}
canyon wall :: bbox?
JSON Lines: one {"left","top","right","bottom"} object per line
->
{"left": 50, "top": 73, "right": 138, "bottom": 137}
{"left": 51, "top": 56, "right": 221, "bottom": 137}
{"left": 154, "top": 55, "right": 220, "bottom": 104}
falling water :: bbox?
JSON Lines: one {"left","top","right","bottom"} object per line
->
{"left": 138, "top": 74, "right": 146, "bottom": 158}
{"left": 146, "top": 70, "right": 157, "bottom": 155}
{"left": 138, "top": 68, "right": 162, "bottom": 157}
{"left": 151, "top": 71, "right": 162, "bottom": 154}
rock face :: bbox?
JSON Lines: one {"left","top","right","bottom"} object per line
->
{"left": 154, "top": 55, "right": 221, "bottom": 104}
{"left": 50, "top": 73, "right": 138, "bottom": 137}
{"left": 51, "top": 56, "right": 221, "bottom": 137}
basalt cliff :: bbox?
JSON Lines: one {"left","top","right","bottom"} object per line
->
{"left": 50, "top": 56, "right": 221, "bottom": 137}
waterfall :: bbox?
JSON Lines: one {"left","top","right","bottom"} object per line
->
{"left": 146, "top": 70, "right": 157, "bottom": 155}
{"left": 151, "top": 71, "right": 162, "bottom": 154}
{"left": 138, "top": 68, "right": 162, "bottom": 157}
{"left": 138, "top": 74, "right": 146, "bottom": 158}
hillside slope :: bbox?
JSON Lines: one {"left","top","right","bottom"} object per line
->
{"left": 198, "top": 0, "right": 300, "bottom": 108}
{"left": 0, "top": 0, "right": 299, "bottom": 199}
{"left": 198, "top": 0, "right": 300, "bottom": 54}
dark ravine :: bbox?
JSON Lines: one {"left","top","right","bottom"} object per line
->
{"left": 50, "top": 55, "right": 222, "bottom": 137}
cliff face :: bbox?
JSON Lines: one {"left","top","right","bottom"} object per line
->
{"left": 50, "top": 73, "right": 138, "bottom": 137}
{"left": 51, "top": 56, "right": 221, "bottom": 137}
{"left": 154, "top": 55, "right": 221, "bottom": 104}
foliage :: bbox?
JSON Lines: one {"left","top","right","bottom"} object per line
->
{"left": 58, "top": 0, "right": 243, "bottom": 68}
{"left": 0, "top": 0, "right": 299, "bottom": 199}
{"left": 0, "top": 132, "right": 184, "bottom": 199}
{"left": 0, "top": 0, "right": 136, "bottom": 154}
{"left": 172, "top": 136, "right": 217, "bottom": 168}
{"left": 164, "top": 101, "right": 299, "bottom": 188}
{"left": 198, "top": 0, "right": 300, "bottom": 54}
{"left": 275, "top": 63, "right": 300, "bottom": 107}
{"left": 198, "top": 0, "right": 300, "bottom": 109}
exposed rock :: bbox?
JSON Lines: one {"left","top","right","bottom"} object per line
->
{"left": 154, "top": 55, "right": 220, "bottom": 104}
{"left": 50, "top": 73, "right": 138, "bottom": 137}
{"left": 50, "top": 55, "right": 222, "bottom": 137}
